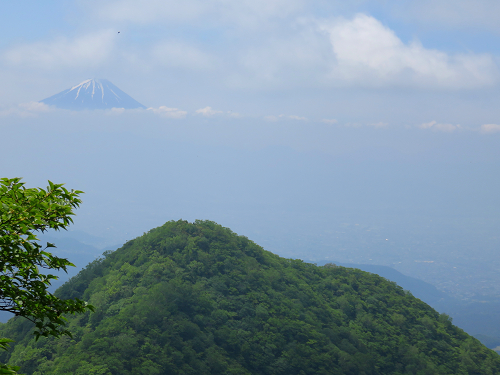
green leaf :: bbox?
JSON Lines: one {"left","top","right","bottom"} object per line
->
{"left": 0, "top": 177, "right": 91, "bottom": 341}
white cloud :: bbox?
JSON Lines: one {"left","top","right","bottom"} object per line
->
{"left": 148, "top": 106, "right": 187, "bottom": 118}
{"left": 419, "top": 120, "right": 460, "bottom": 132}
{"left": 195, "top": 106, "right": 223, "bottom": 116}
{"left": 85, "top": 0, "right": 500, "bottom": 37}
{"left": 235, "top": 23, "right": 332, "bottom": 88}
{"left": 264, "top": 115, "right": 280, "bottom": 121}
{"left": 108, "top": 108, "right": 126, "bottom": 115}
{"left": 151, "top": 41, "right": 216, "bottom": 70}
{"left": 88, "top": 0, "right": 304, "bottom": 28}
{"left": 3, "top": 30, "right": 116, "bottom": 69}
{"left": 480, "top": 124, "right": 500, "bottom": 134}
{"left": 419, "top": 121, "right": 436, "bottom": 129}
{"left": 264, "top": 114, "right": 308, "bottom": 121}
{"left": 288, "top": 115, "right": 308, "bottom": 121}
{"left": 0, "top": 102, "right": 54, "bottom": 117}
{"left": 321, "top": 119, "right": 338, "bottom": 125}
{"left": 318, "top": 14, "right": 498, "bottom": 88}
{"left": 18, "top": 102, "right": 53, "bottom": 113}
{"left": 230, "top": 13, "right": 498, "bottom": 90}
{"left": 227, "top": 111, "right": 243, "bottom": 118}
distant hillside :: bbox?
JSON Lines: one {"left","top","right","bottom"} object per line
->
{"left": 1, "top": 220, "right": 498, "bottom": 374}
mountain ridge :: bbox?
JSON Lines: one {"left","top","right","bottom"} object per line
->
{"left": 1, "top": 220, "right": 498, "bottom": 374}
{"left": 40, "top": 78, "right": 146, "bottom": 110}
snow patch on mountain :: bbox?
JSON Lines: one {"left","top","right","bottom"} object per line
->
{"left": 40, "top": 78, "right": 146, "bottom": 110}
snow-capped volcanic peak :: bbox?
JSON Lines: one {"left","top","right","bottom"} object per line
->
{"left": 71, "top": 79, "right": 104, "bottom": 100}
{"left": 40, "top": 78, "right": 146, "bottom": 110}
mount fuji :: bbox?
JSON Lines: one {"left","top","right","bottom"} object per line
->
{"left": 40, "top": 78, "right": 146, "bottom": 110}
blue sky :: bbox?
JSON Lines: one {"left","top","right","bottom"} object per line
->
{"left": 1, "top": 0, "right": 500, "bottom": 130}
{"left": 1, "top": 1, "right": 500, "bottom": 296}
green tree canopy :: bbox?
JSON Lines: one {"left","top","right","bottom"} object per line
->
{"left": 3, "top": 220, "right": 499, "bottom": 374}
{"left": 0, "top": 177, "right": 92, "bottom": 338}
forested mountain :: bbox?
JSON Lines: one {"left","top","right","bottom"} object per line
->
{"left": 0, "top": 220, "right": 499, "bottom": 374}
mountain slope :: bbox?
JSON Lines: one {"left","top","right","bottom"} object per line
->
{"left": 315, "top": 261, "right": 500, "bottom": 349}
{"left": 40, "top": 79, "right": 146, "bottom": 110}
{"left": 1, "top": 220, "right": 499, "bottom": 374}
{"left": 315, "top": 261, "right": 450, "bottom": 307}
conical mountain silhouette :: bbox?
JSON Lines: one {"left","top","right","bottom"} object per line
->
{"left": 40, "top": 78, "right": 146, "bottom": 110}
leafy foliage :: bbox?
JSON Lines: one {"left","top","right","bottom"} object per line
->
{"left": 0, "top": 339, "right": 19, "bottom": 375}
{"left": 1, "top": 220, "right": 499, "bottom": 374}
{"left": 0, "top": 177, "right": 92, "bottom": 339}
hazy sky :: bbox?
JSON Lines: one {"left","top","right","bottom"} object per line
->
{"left": 1, "top": 0, "right": 500, "bottom": 128}
{"left": 1, "top": 1, "right": 500, "bottom": 293}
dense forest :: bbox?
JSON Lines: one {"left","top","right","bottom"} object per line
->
{"left": 1, "top": 220, "right": 499, "bottom": 374}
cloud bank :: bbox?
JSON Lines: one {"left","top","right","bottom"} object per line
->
{"left": 147, "top": 106, "right": 187, "bottom": 118}
{"left": 318, "top": 14, "right": 498, "bottom": 88}
{"left": 1, "top": 0, "right": 500, "bottom": 126}
{"left": 0, "top": 102, "right": 54, "bottom": 117}
{"left": 196, "top": 106, "right": 223, "bottom": 116}
{"left": 3, "top": 30, "right": 117, "bottom": 69}
{"left": 419, "top": 121, "right": 460, "bottom": 132}
{"left": 480, "top": 124, "right": 500, "bottom": 134}
{"left": 88, "top": 0, "right": 305, "bottom": 28}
